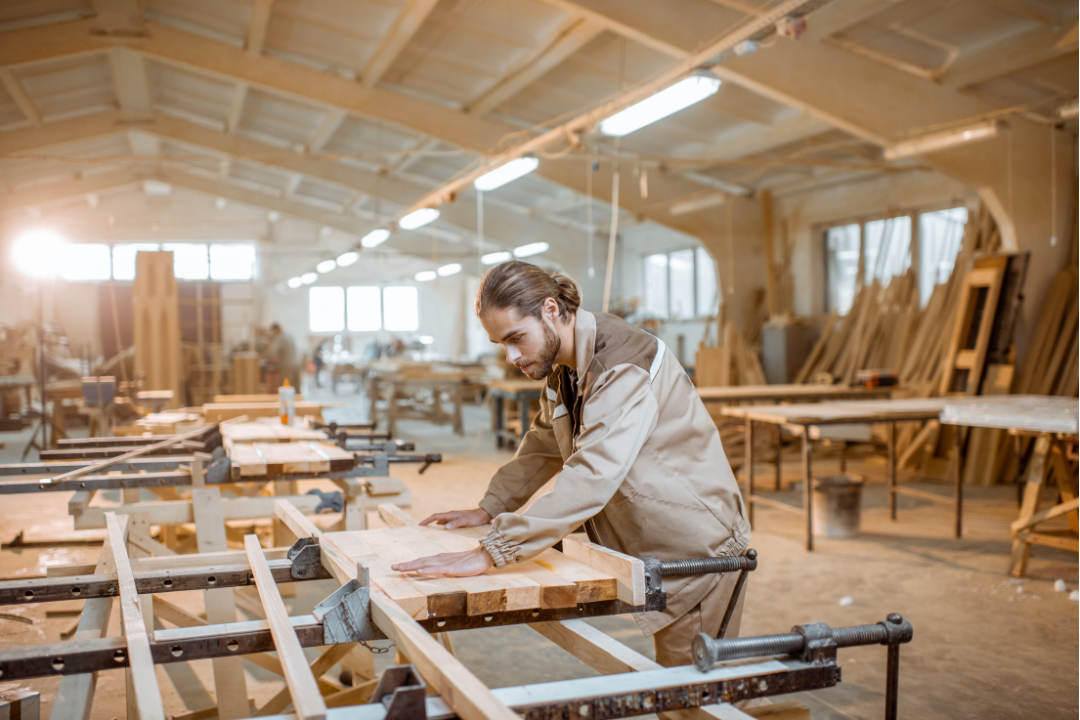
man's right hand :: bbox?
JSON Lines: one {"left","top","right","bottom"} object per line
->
{"left": 419, "top": 508, "right": 492, "bottom": 530}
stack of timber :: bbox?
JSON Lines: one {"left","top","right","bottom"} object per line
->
{"left": 795, "top": 204, "right": 1003, "bottom": 393}
{"left": 133, "top": 251, "right": 182, "bottom": 409}
{"left": 695, "top": 320, "right": 768, "bottom": 388}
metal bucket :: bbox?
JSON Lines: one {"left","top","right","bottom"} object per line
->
{"left": 812, "top": 474, "right": 864, "bottom": 539}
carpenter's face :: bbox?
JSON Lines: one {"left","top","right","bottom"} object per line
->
{"left": 481, "top": 307, "right": 560, "bottom": 380}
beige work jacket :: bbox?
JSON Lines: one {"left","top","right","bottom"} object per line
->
{"left": 478, "top": 309, "right": 749, "bottom": 635}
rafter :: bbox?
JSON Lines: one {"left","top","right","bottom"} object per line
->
{"left": 467, "top": 17, "right": 605, "bottom": 115}
{"left": 0, "top": 68, "right": 40, "bottom": 125}
{"left": 246, "top": 0, "right": 275, "bottom": 57}
{"left": 108, "top": 47, "right": 151, "bottom": 117}
{"left": 362, "top": 0, "right": 442, "bottom": 87}
{"left": 307, "top": 108, "right": 346, "bottom": 152}
{"left": 226, "top": 82, "right": 248, "bottom": 134}
{"left": 0, "top": 169, "right": 143, "bottom": 214}
{"left": 939, "top": 20, "right": 1078, "bottom": 88}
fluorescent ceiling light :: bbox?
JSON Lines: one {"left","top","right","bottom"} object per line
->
{"left": 481, "top": 251, "right": 512, "bottom": 265}
{"left": 885, "top": 121, "right": 999, "bottom": 160}
{"left": 317, "top": 259, "right": 337, "bottom": 273}
{"left": 337, "top": 251, "right": 359, "bottom": 266}
{"left": 361, "top": 228, "right": 391, "bottom": 248}
{"left": 474, "top": 157, "right": 539, "bottom": 192}
{"left": 670, "top": 193, "right": 725, "bottom": 216}
{"left": 320, "top": 226, "right": 333, "bottom": 238}
{"left": 600, "top": 75, "right": 721, "bottom": 137}
{"left": 12, "top": 229, "right": 68, "bottom": 278}
{"left": 415, "top": 270, "right": 437, "bottom": 282}
{"left": 287, "top": 276, "right": 303, "bottom": 289}
{"left": 301, "top": 272, "right": 318, "bottom": 284}
{"left": 400, "top": 208, "right": 439, "bottom": 231}
{"left": 143, "top": 180, "right": 171, "bottom": 196}
{"left": 1059, "top": 100, "right": 1078, "bottom": 119}
{"left": 215, "top": 197, "right": 226, "bottom": 210}
{"left": 437, "top": 263, "right": 462, "bottom": 277}
{"left": 513, "top": 242, "right": 549, "bottom": 258}
{"left": 267, "top": 210, "right": 281, "bottom": 222}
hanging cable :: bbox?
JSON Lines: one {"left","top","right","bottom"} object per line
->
{"left": 477, "top": 189, "right": 485, "bottom": 275}
{"left": 586, "top": 153, "right": 595, "bottom": 279}
{"left": 602, "top": 152, "right": 620, "bottom": 313}
{"left": 1050, "top": 124, "right": 1057, "bottom": 247}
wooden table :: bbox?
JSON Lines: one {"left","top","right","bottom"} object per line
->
{"left": 486, "top": 379, "right": 545, "bottom": 449}
{"left": 367, "top": 363, "right": 467, "bottom": 436}
{"left": 939, "top": 395, "right": 1078, "bottom": 576}
{"left": 201, "top": 400, "right": 343, "bottom": 423}
{"left": 722, "top": 398, "right": 949, "bottom": 551}
{"left": 697, "top": 383, "right": 892, "bottom": 404}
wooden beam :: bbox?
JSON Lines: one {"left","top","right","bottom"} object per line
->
{"left": 226, "top": 83, "right": 249, "bottom": 134}
{"left": 0, "top": 168, "right": 142, "bottom": 215}
{"left": 246, "top": 0, "right": 275, "bottom": 57}
{"left": 529, "top": 619, "right": 757, "bottom": 720}
{"left": 307, "top": 108, "right": 347, "bottom": 152}
{"left": 361, "top": 0, "right": 441, "bottom": 86}
{"left": 244, "top": 534, "right": 328, "bottom": 720}
{"left": 560, "top": 536, "right": 644, "bottom": 605}
{"left": 467, "top": 17, "right": 605, "bottom": 115}
{"left": 104, "top": 512, "right": 166, "bottom": 720}
{"left": 0, "top": 68, "right": 40, "bottom": 125}
{"left": 376, "top": 503, "right": 417, "bottom": 528}
{"left": 74, "top": 493, "right": 322, "bottom": 529}
{"left": 939, "top": 21, "right": 1078, "bottom": 88}
{"left": 254, "top": 643, "right": 355, "bottom": 716}
{"left": 48, "top": 516, "right": 124, "bottom": 720}
{"left": 108, "top": 47, "right": 152, "bottom": 117}
{"left": 275, "top": 499, "right": 325, "bottom": 539}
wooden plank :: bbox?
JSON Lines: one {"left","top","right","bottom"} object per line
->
{"left": 68, "top": 490, "right": 96, "bottom": 517}
{"left": 560, "top": 537, "right": 644, "bottom": 606}
{"left": 275, "top": 499, "right": 326, "bottom": 539}
{"left": 191, "top": 486, "right": 251, "bottom": 720}
{"left": 74, "top": 493, "right": 322, "bottom": 529}
{"left": 104, "top": 512, "right": 166, "bottom": 720}
{"left": 378, "top": 503, "right": 418, "bottom": 527}
{"left": 254, "top": 643, "right": 355, "bottom": 716}
{"left": 529, "top": 619, "right": 756, "bottom": 720}
{"left": 322, "top": 531, "right": 430, "bottom": 619}
{"left": 244, "top": 534, "right": 327, "bottom": 720}
{"left": 49, "top": 425, "right": 212, "bottom": 483}
{"left": 48, "top": 517, "right": 124, "bottom": 720}
{"left": 356, "top": 528, "right": 469, "bottom": 618}
{"left": 529, "top": 549, "right": 617, "bottom": 604}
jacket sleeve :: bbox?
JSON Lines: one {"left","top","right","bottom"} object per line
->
{"left": 480, "top": 364, "right": 658, "bottom": 566}
{"left": 478, "top": 399, "right": 563, "bottom": 520}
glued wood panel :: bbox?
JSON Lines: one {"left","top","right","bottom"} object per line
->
{"left": 228, "top": 441, "right": 353, "bottom": 476}
{"left": 322, "top": 526, "right": 618, "bottom": 620}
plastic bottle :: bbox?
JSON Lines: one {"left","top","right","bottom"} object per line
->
{"left": 278, "top": 378, "right": 295, "bottom": 425}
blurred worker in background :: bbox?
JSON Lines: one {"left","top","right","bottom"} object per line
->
{"left": 262, "top": 323, "right": 300, "bottom": 389}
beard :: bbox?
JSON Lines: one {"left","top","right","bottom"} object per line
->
{"left": 518, "top": 321, "right": 561, "bottom": 380}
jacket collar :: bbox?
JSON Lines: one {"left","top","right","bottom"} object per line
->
{"left": 572, "top": 309, "right": 595, "bottom": 387}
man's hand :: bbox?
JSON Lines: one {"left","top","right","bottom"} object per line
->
{"left": 419, "top": 508, "right": 491, "bottom": 530}
{"left": 391, "top": 547, "right": 495, "bottom": 577}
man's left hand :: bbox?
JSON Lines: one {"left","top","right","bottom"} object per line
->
{"left": 391, "top": 547, "right": 495, "bottom": 577}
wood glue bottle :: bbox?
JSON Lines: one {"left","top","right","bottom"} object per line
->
{"left": 279, "top": 378, "right": 295, "bottom": 425}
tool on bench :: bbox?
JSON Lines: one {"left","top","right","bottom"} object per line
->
{"left": 693, "top": 613, "right": 914, "bottom": 720}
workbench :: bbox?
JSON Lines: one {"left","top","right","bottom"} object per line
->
{"left": 722, "top": 398, "right": 949, "bottom": 550}
{"left": 485, "top": 379, "right": 545, "bottom": 449}
{"left": 939, "top": 395, "right": 1078, "bottom": 576}
{"left": 0, "top": 499, "right": 914, "bottom": 720}
{"left": 696, "top": 383, "right": 892, "bottom": 404}
{"left": 367, "top": 363, "right": 468, "bottom": 436}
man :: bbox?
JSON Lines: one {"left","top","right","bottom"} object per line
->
{"left": 392, "top": 261, "right": 749, "bottom": 666}
{"left": 262, "top": 323, "right": 300, "bottom": 389}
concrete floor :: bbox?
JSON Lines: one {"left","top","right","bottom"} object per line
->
{"left": 0, "top": 387, "right": 1076, "bottom": 719}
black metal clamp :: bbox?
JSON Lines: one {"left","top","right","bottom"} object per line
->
{"left": 641, "top": 548, "right": 758, "bottom": 637}
{"left": 371, "top": 665, "right": 427, "bottom": 720}
{"left": 692, "top": 614, "right": 913, "bottom": 720}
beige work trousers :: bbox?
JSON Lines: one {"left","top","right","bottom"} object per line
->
{"left": 653, "top": 569, "right": 747, "bottom": 667}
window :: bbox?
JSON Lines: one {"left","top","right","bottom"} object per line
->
{"left": 824, "top": 206, "right": 967, "bottom": 314}
{"left": 864, "top": 216, "right": 911, "bottom": 284}
{"left": 919, "top": 207, "right": 967, "bottom": 306}
{"left": 209, "top": 243, "right": 256, "bottom": 281}
{"left": 696, "top": 247, "right": 718, "bottom": 318}
{"left": 162, "top": 244, "right": 210, "bottom": 280}
{"left": 309, "top": 287, "right": 345, "bottom": 332}
{"left": 347, "top": 286, "right": 382, "bottom": 331}
{"left": 643, "top": 254, "right": 669, "bottom": 319}
{"left": 643, "top": 247, "right": 720, "bottom": 320}
{"left": 112, "top": 243, "right": 160, "bottom": 280}
{"left": 61, "top": 244, "right": 112, "bottom": 281}
{"left": 383, "top": 286, "right": 419, "bottom": 332}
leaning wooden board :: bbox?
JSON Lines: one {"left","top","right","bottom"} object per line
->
{"left": 228, "top": 441, "right": 354, "bottom": 477}
{"left": 323, "top": 526, "right": 624, "bottom": 620}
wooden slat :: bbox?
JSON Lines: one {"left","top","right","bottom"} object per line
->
{"left": 560, "top": 537, "right": 645, "bottom": 606}
{"left": 254, "top": 643, "right": 355, "bottom": 716}
{"left": 244, "top": 534, "right": 327, "bottom": 720}
{"left": 48, "top": 517, "right": 124, "bottom": 720}
{"left": 378, "top": 503, "right": 418, "bottom": 527}
{"left": 105, "top": 512, "right": 165, "bottom": 720}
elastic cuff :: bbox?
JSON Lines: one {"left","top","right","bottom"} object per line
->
{"left": 479, "top": 529, "right": 519, "bottom": 568}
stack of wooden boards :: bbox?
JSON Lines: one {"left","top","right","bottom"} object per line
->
{"left": 133, "top": 251, "right": 182, "bottom": 409}
{"left": 324, "top": 525, "right": 633, "bottom": 619}
{"left": 221, "top": 419, "right": 328, "bottom": 445}
{"left": 695, "top": 320, "right": 768, "bottom": 387}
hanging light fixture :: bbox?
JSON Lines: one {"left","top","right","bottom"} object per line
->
{"left": 415, "top": 270, "right": 437, "bottom": 282}
{"left": 400, "top": 208, "right": 439, "bottom": 230}
{"left": 437, "top": 263, "right": 462, "bottom": 277}
{"left": 474, "top": 157, "right": 539, "bottom": 192}
{"left": 361, "top": 228, "right": 391, "bottom": 248}
{"left": 600, "top": 75, "right": 721, "bottom": 137}
{"left": 337, "top": 251, "right": 359, "bottom": 266}
{"left": 316, "top": 259, "right": 337, "bottom": 273}
{"left": 513, "top": 242, "right": 549, "bottom": 258}
{"left": 481, "top": 251, "right": 512, "bottom": 265}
